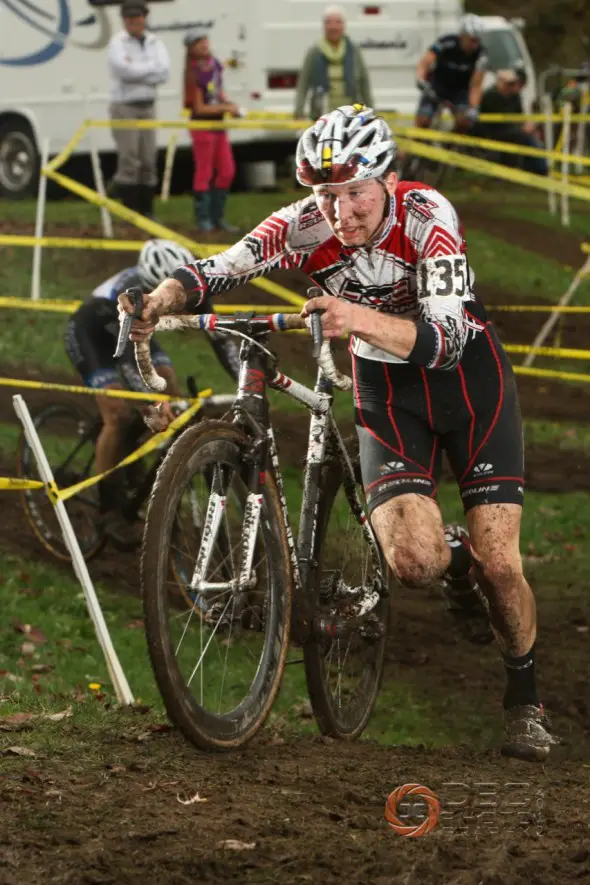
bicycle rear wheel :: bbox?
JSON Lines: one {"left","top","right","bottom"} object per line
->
{"left": 303, "top": 460, "right": 391, "bottom": 739}
{"left": 142, "top": 421, "right": 292, "bottom": 751}
{"left": 18, "top": 403, "right": 104, "bottom": 561}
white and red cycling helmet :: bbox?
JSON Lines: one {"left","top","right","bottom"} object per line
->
{"left": 295, "top": 104, "right": 396, "bottom": 187}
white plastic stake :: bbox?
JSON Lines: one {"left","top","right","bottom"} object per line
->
{"left": 574, "top": 88, "right": 588, "bottom": 175}
{"left": 522, "top": 254, "right": 590, "bottom": 368}
{"left": 161, "top": 130, "right": 179, "bottom": 202}
{"left": 87, "top": 104, "right": 113, "bottom": 238}
{"left": 541, "top": 93, "right": 556, "bottom": 215}
{"left": 561, "top": 102, "right": 571, "bottom": 228}
{"left": 31, "top": 138, "right": 50, "bottom": 301}
{"left": 13, "top": 394, "right": 134, "bottom": 705}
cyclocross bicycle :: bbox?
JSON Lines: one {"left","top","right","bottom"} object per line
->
{"left": 17, "top": 377, "right": 234, "bottom": 562}
{"left": 131, "top": 297, "right": 392, "bottom": 751}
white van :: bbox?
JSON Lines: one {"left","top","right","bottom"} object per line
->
{"left": 0, "top": 0, "right": 536, "bottom": 197}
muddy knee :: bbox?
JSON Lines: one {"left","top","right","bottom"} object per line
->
{"left": 477, "top": 557, "right": 523, "bottom": 596}
{"left": 390, "top": 543, "right": 446, "bottom": 588}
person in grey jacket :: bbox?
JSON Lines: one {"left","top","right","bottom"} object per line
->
{"left": 294, "top": 5, "right": 373, "bottom": 119}
{"left": 108, "top": 1, "right": 170, "bottom": 218}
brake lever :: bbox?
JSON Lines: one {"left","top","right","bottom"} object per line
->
{"left": 114, "top": 286, "right": 143, "bottom": 358}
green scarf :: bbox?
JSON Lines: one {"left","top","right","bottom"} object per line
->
{"left": 318, "top": 38, "right": 350, "bottom": 109}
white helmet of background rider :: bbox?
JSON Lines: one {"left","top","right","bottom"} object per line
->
{"left": 459, "top": 13, "right": 484, "bottom": 38}
{"left": 138, "top": 239, "right": 194, "bottom": 290}
{"left": 295, "top": 104, "right": 396, "bottom": 187}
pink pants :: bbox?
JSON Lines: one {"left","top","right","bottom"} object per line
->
{"left": 190, "top": 130, "right": 236, "bottom": 192}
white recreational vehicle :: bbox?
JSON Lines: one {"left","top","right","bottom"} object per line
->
{"left": 0, "top": 0, "right": 536, "bottom": 197}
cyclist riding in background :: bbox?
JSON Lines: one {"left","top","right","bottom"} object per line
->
{"left": 64, "top": 237, "right": 240, "bottom": 550}
{"left": 415, "top": 13, "right": 488, "bottom": 132}
{"left": 119, "top": 104, "right": 556, "bottom": 762}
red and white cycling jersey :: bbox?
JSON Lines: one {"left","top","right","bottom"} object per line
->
{"left": 172, "top": 181, "right": 486, "bottom": 370}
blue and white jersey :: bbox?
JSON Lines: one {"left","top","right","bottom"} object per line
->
{"left": 91, "top": 266, "right": 143, "bottom": 302}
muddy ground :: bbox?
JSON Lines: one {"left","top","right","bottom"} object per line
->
{"left": 1, "top": 202, "right": 590, "bottom": 883}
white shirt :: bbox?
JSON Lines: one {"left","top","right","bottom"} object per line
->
{"left": 108, "top": 30, "right": 170, "bottom": 103}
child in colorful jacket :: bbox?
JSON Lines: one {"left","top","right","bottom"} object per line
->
{"left": 184, "top": 29, "right": 241, "bottom": 233}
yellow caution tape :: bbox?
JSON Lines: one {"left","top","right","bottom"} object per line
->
{"left": 42, "top": 167, "right": 306, "bottom": 309}
{"left": 0, "top": 477, "right": 44, "bottom": 491}
{"left": 0, "top": 235, "right": 145, "bottom": 251}
{"left": 490, "top": 304, "right": 590, "bottom": 313}
{"left": 56, "top": 398, "right": 204, "bottom": 502}
{"left": 395, "top": 135, "right": 590, "bottom": 203}
{"left": 395, "top": 125, "right": 590, "bottom": 168}
{"left": 0, "top": 297, "right": 80, "bottom": 313}
{"left": 45, "top": 120, "right": 91, "bottom": 173}
{"left": 504, "top": 343, "right": 590, "bottom": 360}
{"left": 513, "top": 365, "right": 590, "bottom": 384}
{"left": 0, "top": 295, "right": 300, "bottom": 315}
{"left": 46, "top": 113, "right": 590, "bottom": 175}
{"left": 0, "top": 375, "right": 212, "bottom": 404}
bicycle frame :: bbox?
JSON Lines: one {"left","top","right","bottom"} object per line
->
{"left": 191, "top": 333, "right": 385, "bottom": 643}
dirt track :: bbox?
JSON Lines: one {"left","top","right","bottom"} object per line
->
{"left": 2, "top": 733, "right": 588, "bottom": 885}
{"left": 2, "top": 203, "right": 590, "bottom": 883}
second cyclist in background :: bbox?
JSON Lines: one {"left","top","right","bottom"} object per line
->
{"left": 64, "top": 238, "right": 240, "bottom": 550}
{"left": 415, "top": 13, "right": 488, "bottom": 133}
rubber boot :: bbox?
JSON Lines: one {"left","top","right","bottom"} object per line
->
{"left": 193, "top": 191, "right": 214, "bottom": 233}
{"left": 210, "top": 188, "right": 239, "bottom": 234}
{"left": 137, "top": 184, "right": 154, "bottom": 219}
{"left": 117, "top": 184, "right": 140, "bottom": 213}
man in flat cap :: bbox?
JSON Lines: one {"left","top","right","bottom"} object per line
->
{"left": 108, "top": 1, "right": 171, "bottom": 217}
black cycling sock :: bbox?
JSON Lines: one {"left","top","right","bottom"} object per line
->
{"left": 503, "top": 643, "right": 540, "bottom": 709}
{"left": 446, "top": 536, "right": 473, "bottom": 579}
{"left": 98, "top": 477, "right": 119, "bottom": 515}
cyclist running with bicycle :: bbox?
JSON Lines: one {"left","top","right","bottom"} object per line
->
{"left": 415, "top": 13, "right": 488, "bottom": 132}
{"left": 65, "top": 238, "right": 239, "bottom": 550}
{"left": 119, "top": 105, "right": 556, "bottom": 761}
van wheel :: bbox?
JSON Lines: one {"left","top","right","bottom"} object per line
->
{"left": 0, "top": 120, "right": 39, "bottom": 198}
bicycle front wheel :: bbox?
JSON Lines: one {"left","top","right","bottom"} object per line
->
{"left": 304, "top": 460, "right": 391, "bottom": 739}
{"left": 142, "top": 421, "right": 292, "bottom": 751}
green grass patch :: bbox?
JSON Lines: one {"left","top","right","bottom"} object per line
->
{"left": 524, "top": 418, "right": 590, "bottom": 454}
{"left": 466, "top": 227, "right": 590, "bottom": 302}
{"left": 494, "top": 202, "right": 590, "bottom": 242}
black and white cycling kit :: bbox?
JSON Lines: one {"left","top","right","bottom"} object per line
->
{"left": 419, "top": 33, "right": 488, "bottom": 115}
{"left": 64, "top": 265, "right": 240, "bottom": 392}
{"left": 170, "top": 180, "right": 523, "bottom": 514}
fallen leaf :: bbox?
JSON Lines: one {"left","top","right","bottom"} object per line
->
{"left": 4, "top": 746, "right": 37, "bottom": 757}
{"left": 218, "top": 840, "right": 256, "bottom": 851}
{"left": 177, "top": 791, "right": 208, "bottom": 805}
{"left": 0, "top": 713, "right": 36, "bottom": 732}
{"left": 126, "top": 619, "right": 145, "bottom": 629}
{"left": 43, "top": 708, "right": 73, "bottom": 722}
{"left": 20, "top": 642, "right": 36, "bottom": 657}
{"left": 13, "top": 623, "right": 47, "bottom": 644}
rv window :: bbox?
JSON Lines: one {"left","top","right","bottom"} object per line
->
{"left": 480, "top": 30, "right": 523, "bottom": 71}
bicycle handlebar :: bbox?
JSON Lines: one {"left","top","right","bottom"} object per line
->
{"left": 130, "top": 311, "right": 352, "bottom": 394}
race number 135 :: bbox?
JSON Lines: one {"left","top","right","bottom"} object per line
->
{"left": 420, "top": 256, "right": 467, "bottom": 298}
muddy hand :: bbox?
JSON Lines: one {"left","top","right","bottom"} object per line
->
{"left": 301, "top": 293, "right": 360, "bottom": 339}
{"left": 117, "top": 291, "right": 160, "bottom": 342}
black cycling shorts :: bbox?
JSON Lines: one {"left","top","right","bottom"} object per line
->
{"left": 353, "top": 324, "right": 524, "bottom": 515}
{"left": 64, "top": 299, "right": 171, "bottom": 392}
{"left": 417, "top": 88, "right": 470, "bottom": 119}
